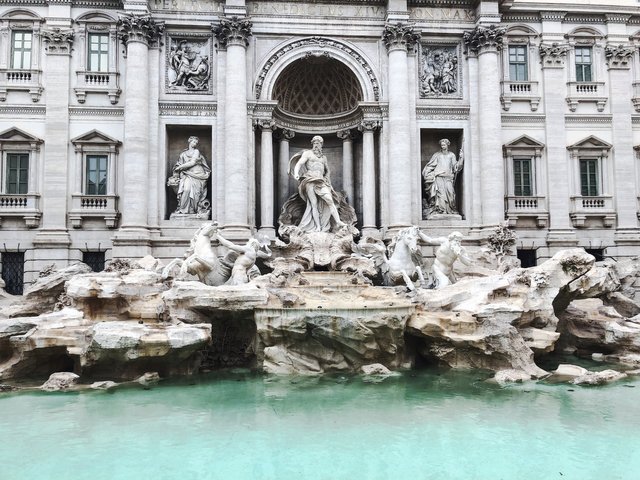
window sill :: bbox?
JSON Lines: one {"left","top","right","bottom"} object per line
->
{"left": 0, "top": 193, "right": 41, "bottom": 227}
{"left": 0, "top": 69, "right": 43, "bottom": 102}
{"left": 69, "top": 194, "right": 119, "bottom": 228}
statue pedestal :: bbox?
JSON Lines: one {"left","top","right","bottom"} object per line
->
{"left": 426, "top": 213, "right": 462, "bottom": 222}
{"left": 306, "top": 231, "right": 335, "bottom": 267}
{"left": 169, "top": 212, "right": 211, "bottom": 223}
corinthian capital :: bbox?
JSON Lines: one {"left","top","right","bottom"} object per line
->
{"left": 213, "top": 16, "right": 253, "bottom": 49}
{"left": 42, "top": 27, "right": 74, "bottom": 55}
{"left": 539, "top": 43, "right": 570, "bottom": 68}
{"left": 382, "top": 23, "right": 421, "bottom": 53}
{"left": 605, "top": 43, "right": 635, "bottom": 69}
{"left": 463, "top": 25, "right": 505, "bottom": 55}
{"left": 117, "top": 14, "right": 164, "bottom": 47}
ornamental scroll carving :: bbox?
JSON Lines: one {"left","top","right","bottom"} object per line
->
{"left": 605, "top": 44, "right": 635, "bottom": 69}
{"left": 42, "top": 28, "right": 74, "bottom": 55}
{"left": 166, "top": 35, "right": 212, "bottom": 93}
{"left": 382, "top": 23, "right": 421, "bottom": 52}
{"left": 212, "top": 16, "right": 253, "bottom": 48}
{"left": 117, "top": 14, "right": 164, "bottom": 47}
{"left": 463, "top": 25, "right": 505, "bottom": 55}
{"left": 420, "top": 45, "right": 459, "bottom": 98}
{"left": 539, "top": 43, "right": 570, "bottom": 67}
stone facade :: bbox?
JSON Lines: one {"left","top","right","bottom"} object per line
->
{"left": 1, "top": 0, "right": 640, "bottom": 292}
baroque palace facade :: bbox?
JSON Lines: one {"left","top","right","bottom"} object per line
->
{"left": 0, "top": 0, "right": 640, "bottom": 293}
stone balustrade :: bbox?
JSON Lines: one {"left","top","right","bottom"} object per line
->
{"left": 505, "top": 195, "right": 548, "bottom": 228}
{"left": 69, "top": 193, "right": 119, "bottom": 228}
{"left": 500, "top": 80, "right": 540, "bottom": 111}
{"left": 0, "top": 193, "right": 41, "bottom": 227}
{"left": 570, "top": 195, "right": 616, "bottom": 228}
{"left": 74, "top": 71, "right": 121, "bottom": 104}
{"left": 0, "top": 69, "right": 43, "bottom": 102}
{"left": 566, "top": 81, "right": 607, "bottom": 112}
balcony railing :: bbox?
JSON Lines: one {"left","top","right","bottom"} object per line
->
{"left": 69, "top": 194, "right": 119, "bottom": 228}
{"left": 500, "top": 81, "right": 540, "bottom": 111}
{"left": 0, "top": 193, "right": 41, "bottom": 227}
{"left": 74, "top": 71, "right": 121, "bottom": 104}
{"left": 0, "top": 69, "right": 43, "bottom": 102}
{"left": 505, "top": 195, "right": 548, "bottom": 227}
{"left": 632, "top": 81, "right": 640, "bottom": 113}
{"left": 566, "top": 81, "right": 607, "bottom": 112}
{"left": 570, "top": 195, "right": 615, "bottom": 227}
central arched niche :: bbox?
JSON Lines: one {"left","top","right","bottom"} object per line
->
{"left": 272, "top": 56, "right": 363, "bottom": 116}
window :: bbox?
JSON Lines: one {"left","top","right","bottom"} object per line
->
{"left": 575, "top": 47, "right": 592, "bottom": 82}
{"left": 6, "top": 153, "right": 29, "bottom": 194}
{"left": 585, "top": 248, "right": 604, "bottom": 262}
{"left": 88, "top": 33, "right": 109, "bottom": 72}
{"left": 83, "top": 251, "right": 106, "bottom": 272}
{"left": 85, "top": 154, "right": 108, "bottom": 195}
{"left": 508, "top": 46, "right": 528, "bottom": 81}
{"left": 580, "top": 158, "right": 599, "bottom": 196}
{"left": 513, "top": 158, "right": 532, "bottom": 196}
{"left": 11, "top": 31, "right": 32, "bottom": 70}
{"left": 517, "top": 249, "right": 537, "bottom": 268}
{"left": 1, "top": 251, "right": 25, "bottom": 295}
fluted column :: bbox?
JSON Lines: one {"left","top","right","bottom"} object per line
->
{"left": 116, "top": 14, "right": 163, "bottom": 235}
{"left": 382, "top": 23, "right": 420, "bottom": 229}
{"left": 257, "top": 119, "right": 275, "bottom": 238}
{"left": 278, "top": 129, "right": 295, "bottom": 210}
{"left": 213, "top": 16, "right": 252, "bottom": 237}
{"left": 606, "top": 42, "right": 640, "bottom": 247}
{"left": 337, "top": 129, "right": 355, "bottom": 203}
{"left": 463, "top": 25, "right": 505, "bottom": 228}
{"left": 33, "top": 25, "right": 75, "bottom": 252}
{"left": 359, "top": 121, "right": 379, "bottom": 233}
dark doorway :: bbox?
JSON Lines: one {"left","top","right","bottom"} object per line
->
{"left": 83, "top": 251, "right": 106, "bottom": 272}
{"left": 585, "top": 248, "right": 604, "bottom": 262}
{"left": 517, "top": 249, "right": 537, "bottom": 268}
{"left": 1, "top": 251, "right": 25, "bottom": 295}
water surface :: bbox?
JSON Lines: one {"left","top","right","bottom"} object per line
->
{"left": 1, "top": 371, "right": 638, "bottom": 480}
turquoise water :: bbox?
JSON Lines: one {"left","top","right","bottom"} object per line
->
{"left": 1, "top": 371, "right": 639, "bottom": 480}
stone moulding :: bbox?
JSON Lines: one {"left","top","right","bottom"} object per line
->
{"left": 255, "top": 36, "right": 381, "bottom": 102}
{"left": 159, "top": 102, "right": 217, "bottom": 117}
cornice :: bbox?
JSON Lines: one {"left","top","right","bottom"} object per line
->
{"left": 159, "top": 102, "right": 217, "bottom": 116}
{"left": 565, "top": 115, "right": 612, "bottom": 125}
{"left": 69, "top": 107, "right": 124, "bottom": 116}
{"left": 416, "top": 105, "right": 470, "bottom": 120}
{"left": 0, "top": 105, "right": 46, "bottom": 115}
{"left": 501, "top": 114, "right": 545, "bottom": 124}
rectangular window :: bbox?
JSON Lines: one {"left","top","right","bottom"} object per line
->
{"left": 88, "top": 33, "right": 109, "bottom": 72}
{"left": 85, "top": 155, "right": 108, "bottom": 195}
{"left": 83, "top": 251, "right": 106, "bottom": 272}
{"left": 580, "top": 158, "right": 599, "bottom": 196}
{"left": 6, "top": 153, "right": 29, "bottom": 194}
{"left": 508, "top": 46, "right": 528, "bottom": 81}
{"left": 513, "top": 158, "right": 533, "bottom": 196}
{"left": 575, "top": 47, "right": 593, "bottom": 82}
{"left": 1, "top": 251, "right": 25, "bottom": 295}
{"left": 517, "top": 249, "right": 537, "bottom": 268}
{"left": 11, "top": 31, "right": 32, "bottom": 70}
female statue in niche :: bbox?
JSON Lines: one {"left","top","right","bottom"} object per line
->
{"left": 168, "top": 136, "right": 211, "bottom": 217}
{"left": 422, "top": 138, "right": 463, "bottom": 217}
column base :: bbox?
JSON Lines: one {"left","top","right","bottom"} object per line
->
{"left": 258, "top": 226, "right": 276, "bottom": 241}
{"left": 111, "top": 226, "right": 152, "bottom": 259}
{"left": 360, "top": 226, "right": 381, "bottom": 239}
{"left": 221, "top": 223, "right": 252, "bottom": 241}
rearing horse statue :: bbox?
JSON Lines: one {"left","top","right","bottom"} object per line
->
{"left": 383, "top": 226, "right": 426, "bottom": 290}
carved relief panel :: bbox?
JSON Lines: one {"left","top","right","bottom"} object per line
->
{"left": 165, "top": 33, "right": 213, "bottom": 94}
{"left": 419, "top": 43, "right": 462, "bottom": 99}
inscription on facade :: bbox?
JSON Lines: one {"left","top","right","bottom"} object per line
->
{"left": 409, "top": 8, "right": 475, "bottom": 22}
{"left": 151, "top": 0, "right": 221, "bottom": 13}
{"left": 249, "top": 2, "right": 386, "bottom": 18}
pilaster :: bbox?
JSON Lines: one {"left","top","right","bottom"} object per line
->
{"left": 359, "top": 121, "right": 379, "bottom": 234}
{"left": 337, "top": 129, "right": 355, "bottom": 204}
{"left": 256, "top": 119, "right": 276, "bottom": 238}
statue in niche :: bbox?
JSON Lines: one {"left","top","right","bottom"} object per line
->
{"left": 419, "top": 231, "right": 472, "bottom": 289}
{"left": 279, "top": 136, "right": 357, "bottom": 234}
{"left": 167, "top": 136, "right": 211, "bottom": 218}
{"left": 422, "top": 138, "right": 463, "bottom": 217}
{"left": 420, "top": 46, "right": 458, "bottom": 97}
{"left": 168, "top": 39, "right": 211, "bottom": 91}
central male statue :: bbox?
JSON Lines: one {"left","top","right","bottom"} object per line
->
{"left": 289, "top": 136, "right": 346, "bottom": 233}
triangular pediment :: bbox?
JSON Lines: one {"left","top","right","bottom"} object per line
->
{"left": 567, "top": 135, "right": 612, "bottom": 150}
{"left": 71, "top": 129, "right": 121, "bottom": 146}
{"left": 0, "top": 127, "right": 42, "bottom": 144}
{"left": 504, "top": 134, "right": 545, "bottom": 149}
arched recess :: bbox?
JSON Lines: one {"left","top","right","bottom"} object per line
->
{"left": 255, "top": 36, "right": 381, "bottom": 103}
{"left": 0, "top": 9, "right": 42, "bottom": 20}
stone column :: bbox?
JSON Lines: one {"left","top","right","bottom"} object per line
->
{"left": 382, "top": 23, "right": 420, "bottom": 230}
{"left": 359, "top": 121, "right": 379, "bottom": 234}
{"left": 463, "top": 25, "right": 505, "bottom": 228}
{"left": 278, "top": 129, "right": 295, "bottom": 209}
{"left": 32, "top": 25, "right": 75, "bottom": 261}
{"left": 606, "top": 41, "right": 640, "bottom": 249}
{"left": 337, "top": 129, "right": 355, "bottom": 203}
{"left": 538, "top": 41, "right": 577, "bottom": 248}
{"left": 213, "top": 16, "right": 253, "bottom": 237}
{"left": 257, "top": 119, "right": 275, "bottom": 238}
{"left": 113, "top": 14, "right": 163, "bottom": 251}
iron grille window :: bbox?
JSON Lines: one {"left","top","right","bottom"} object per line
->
{"left": 11, "top": 31, "right": 32, "bottom": 70}
{"left": 508, "top": 46, "right": 528, "bottom": 81}
{"left": 517, "top": 249, "right": 537, "bottom": 268}
{"left": 83, "top": 251, "right": 105, "bottom": 272}
{"left": 1, "top": 252, "right": 25, "bottom": 295}
{"left": 513, "top": 158, "right": 532, "bottom": 196}
{"left": 575, "top": 47, "right": 593, "bottom": 82}
{"left": 580, "top": 158, "right": 599, "bottom": 196}
{"left": 85, "top": 155, "right": 108, "bottom": 195}
{"left": 88, "top": 33, "right": 109, "bottom": 72}
{"left": 585, "top": 248, "right": 604, "bottom": 262}
{"left": 6, "top": 153, "right": 29, "bottom": 194}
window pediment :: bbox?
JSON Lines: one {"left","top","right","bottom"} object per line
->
{"left": 71, "top": 129, "right": 121, "bottom": 147}
{"left": 0, "top": 127, "right": 42, "bottom": 144}
{"left": 504, "top": 134, "right": 545, "bottom": 149}
{"left": 567, "top": 135, "right": 612, "bottom": 151}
